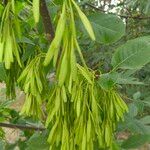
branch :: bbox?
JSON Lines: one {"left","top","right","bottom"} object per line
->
{"left": 0, "top": 123, "right": 45, "bottom": 131}
{"left": 85, "top": 3, "right": 150, "bottom": 20}
{"left": 40, "top": 0, "right": 55, "bottom": 42}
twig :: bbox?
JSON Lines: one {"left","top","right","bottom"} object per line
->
{"left": 85, "top": 3, "right": 150, "bottom": 20}
{"left": 0, "top": 122, "right": 45, "bottom": 131}
{"left": 40, "top": 0, "right": 55, "bottom": 42}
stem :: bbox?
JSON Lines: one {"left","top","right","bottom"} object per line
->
{"left": 0, "top": 122, "right": 45, "bottom": 131}
{"left": 40, "top": 0, "right": 55, "bottom": 42}
{"left": 85, "top": 3, "right": 150, "bottom": 20}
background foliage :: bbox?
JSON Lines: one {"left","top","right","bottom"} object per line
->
{"left": 0, "top": 0, "right": 150, "bottom": 149}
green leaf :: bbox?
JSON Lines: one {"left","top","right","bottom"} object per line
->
{"left": 18, "top": 37, "right": 35, "bottom": 45}
{"left": 5, "top": 143, "right": 17, "bottom": 150}
{"left": 0, "top": 63, "right": 6, "bottom": 81}
{"left": 142, "top": 97, "right": 150, "bottom": 107}
{"left": 121, "top": 134, "right": 150, "bottom": 149}
{"left": 22, "top": 45, "right": 35, "bottom": 62}
{"left": 117, "top": 77, "right": 143, "bottom": 85}
{"left": 26, "top": 132, "right": 49, "bottom": 150}
{"left": 0, "top": 141, "right": 5, "bottom": 150}
{"left": 133, "top": 92, "right": 141, "bottom": 100}
{"left": 17, "top": 140, "right": 27, "bottom": 150}
{"left": 140, "top": 116, "right": 150, "bottom": 125}
{"left": 98, "top": 71, "right": 143, "bottom": 89}
{"left": 128, "top": 103, "right": 138, "bottom": 117}
{"left": 111, "top": 36, "right": 150, "bottom": 70}
{"left": 116, "top": 72, "right": 144, "bottom": 85}
{"left": 110, "top": 141, "right": 121, "bottom": 150}
{"left": 53, "top": 0, "right": 63, "bottom": 5}
{"left": 125, "top": 116, "right": 150, "bottom": 134}
{"left": 81, "top": 12, "right": 125, "bottom": 44}
{"left": 98, "top": 73, "right": 118, "bottom": 90}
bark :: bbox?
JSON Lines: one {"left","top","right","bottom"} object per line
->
{"left": 0, "top": 123, "right": 45, "bottom": 131}
{"left": 40, "top": 0, "right": 55, "bottom": 42}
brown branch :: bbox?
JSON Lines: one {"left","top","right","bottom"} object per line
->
{"left": 40, "top": 0, "right": 55, "bottom": 42}
{"left": 85, "top": 3, "right": 150, "bottom": 20}
{"left": 0, "top": 123, "right": 45, "bottom": 131}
